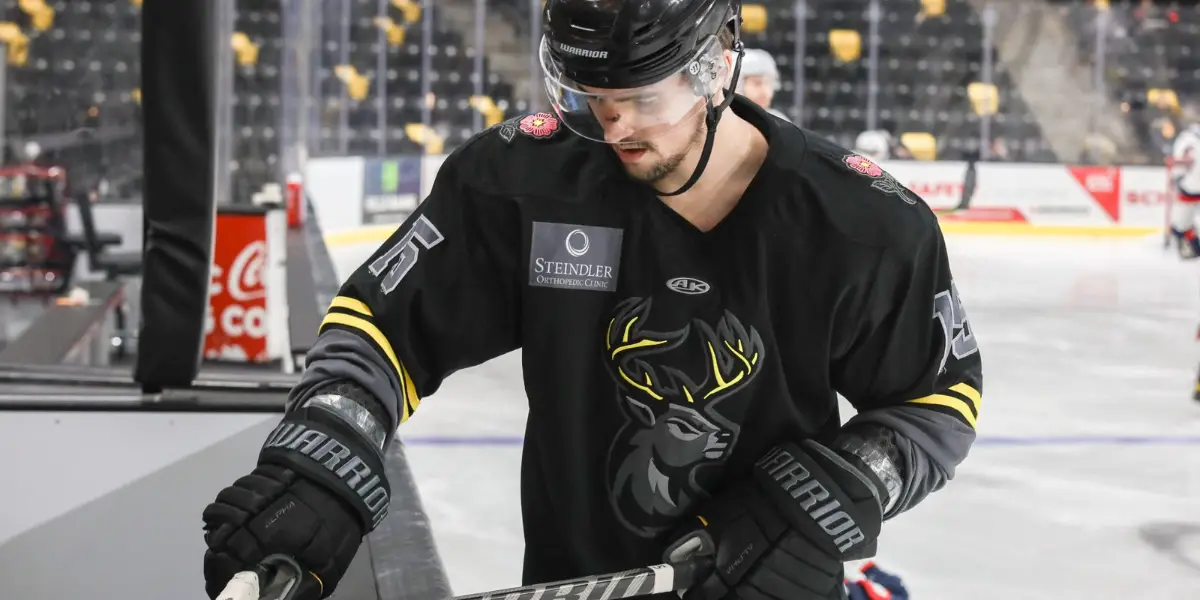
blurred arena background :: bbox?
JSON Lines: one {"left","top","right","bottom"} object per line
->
{"left": 0, "top": 0, "right": 1193, "bottom": 254}
{"left": 1, "top": 1, "right": 1199, "bottom": 599}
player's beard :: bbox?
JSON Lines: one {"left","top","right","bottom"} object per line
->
{"left": 620, "top": 116, "right": 708, "bottom": 184}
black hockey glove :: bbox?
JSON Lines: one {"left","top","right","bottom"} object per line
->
{"left": 202, "top": 400, "right": 392, "bottom": 600}
{"left": 663, "top": 440, "right": 885, "bottom": 600}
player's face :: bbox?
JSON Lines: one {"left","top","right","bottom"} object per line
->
{"left": 741, "top": 75, "right": 774, "bottom": 109}
{"left": 583, "top": 76, "right": 709, "bottom": 183}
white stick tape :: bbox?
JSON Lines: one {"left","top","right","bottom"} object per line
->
{"left": 216, "top": 571, "right": 262, "bottom": 600}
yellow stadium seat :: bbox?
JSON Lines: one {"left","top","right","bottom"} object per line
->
{"left": 131, "top": 88, "right": 141, "bottom": 105}
{"left": 967, "top": 82, "right": 999, "bottom": 116}
{"left": 469, "top": 95, "right": 505, "bottom": 128}
{"left": 0, "top": 22, "right": 21, "bottom": 40}
{"left": 374, "top": 16, "right": 406, "bottom": 46}
{"left": 231, "top": 32, "right": 260, "bottom": 67}
{"left": 920, "top": 0, "right": 946, "bottom": 18}
{"left": 742, "top": 4, "right": 767, "bottom": 33}
{"left": 347, "top": 78, "right": 369, "bottom": 101}
{"left": 334, "top": 65, "right": 358, "bottom": 83}
{"left": 29, "top": 5, "right": 53, "bottom": 31}
{"left": 130, "top": 0, "right": 142, "bottom": 6}
{"left": 900, "top": 132, "right": 937, "bottom": 161}
{"left": 0, "top": 22, "right": 28, "bottom": 67}
{"left": 829, "top": 29, "right": 862, "bottom": 62}
{"left": 392, "top": 0, "right": 422, "bottom": 24}
{"left": 334, "top": 65, "right": 370, "bottom": 101}
{"left": 6, "top": 38, "right": 26, "bottom": 66}
{"left": 405, "top": 123, "right": 444, "bottom": 155}
{"left": 1148, "top": 88, "right": 1179, "bottom": 112}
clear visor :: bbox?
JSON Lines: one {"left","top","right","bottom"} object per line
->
{"left": 540, "top": 35, "right": 730, "bottom": 144}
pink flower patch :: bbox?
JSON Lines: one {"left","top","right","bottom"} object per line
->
{"left": 519, "top": 113, "right": 560, "bottom": 138}
{"left": 844, "top": 154, "right": 883, "bottom": 178}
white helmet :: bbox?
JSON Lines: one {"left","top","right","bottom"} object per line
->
{"left": 736, "top": 48, "right": 781, "bottom": 93}
{"left": 854, "top": 130, "right": 892, "bottom": 161}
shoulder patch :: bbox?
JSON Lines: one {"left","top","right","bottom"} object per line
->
{"left": 518, "top": 112, "right": 561, "bottom": 139}
{"left": 496, "top": 116, "right": 520, "bottom": 143}
{"left": 494, "top": 112, "right": 563, "bottom": 144}
{"left": 842, "top": 154, "right": 917, "bottom": 205}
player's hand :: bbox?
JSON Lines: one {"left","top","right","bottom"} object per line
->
{"left": 201, "top": 464, "right": 364, "bottom": 600}
{"left": 663, "top": 440, "right": 884, "bottom": 600}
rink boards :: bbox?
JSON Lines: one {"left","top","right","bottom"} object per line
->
{"left": 306, "top": 155, "right": 1174, "bottom": 241}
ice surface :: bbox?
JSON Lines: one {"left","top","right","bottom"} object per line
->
{"left": 330, "top": 233, "right": 1200, "bottom": 599}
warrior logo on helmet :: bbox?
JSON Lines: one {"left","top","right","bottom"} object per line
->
{"left": 602, "top": 296, "right": 765, "bottom": 538}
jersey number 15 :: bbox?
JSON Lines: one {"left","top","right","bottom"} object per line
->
{"left": 933, "top": 281, "right": 978, "bottom": 374}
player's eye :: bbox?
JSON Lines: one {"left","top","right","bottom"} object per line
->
{"left": 632, "top": 95, "right": 660, "bottom": 113}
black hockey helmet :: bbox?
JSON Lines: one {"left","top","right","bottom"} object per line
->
{"left": 540, "top": 0, "right": 745, "bottom": 195}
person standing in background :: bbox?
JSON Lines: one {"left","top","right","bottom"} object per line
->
{"left": 736, "top": 48, "right": 790, "bottom": 121}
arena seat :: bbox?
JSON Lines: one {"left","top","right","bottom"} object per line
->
{"left": 1059, "top": 0, "right": 1199, "bottom": 160}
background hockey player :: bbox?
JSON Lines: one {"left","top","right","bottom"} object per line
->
{"left": 1168, "top": 107, "right": 1200, "bottom": 258}
{"left": 845, "top": 562, "right": 910, "bottom": 600}
{"left": 1164, "top": 105, "right": 1200, "bottom": 401}
{"left": 853, "top": 129, "right": 894, "bottom": 162}
{"left": 735, "top": 47, "right": 790, "bottom": 121}
{"left": 199, "top": 1, "right": 983, "bottom": 598}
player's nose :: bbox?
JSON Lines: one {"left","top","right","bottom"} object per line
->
{"left": 598, "top": 114, "right": 638, "bottom": 144}
{"left": 602, "top": 124, "right": 638, "bottom": 144}
{"left": 590, "top": 101, "right": 636, "bottom": 142}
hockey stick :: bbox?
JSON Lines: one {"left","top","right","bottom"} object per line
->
{"left": 450, "top": 558, "right": 712, "bottom": 600}
{"left": 216, "top": 554, "right": 713, "bottom": 600}
{"left": 216, "top": 554, "right": 304, "bottom": 600}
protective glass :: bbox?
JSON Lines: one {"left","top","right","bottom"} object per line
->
{"left": 540, "top": 34, "right": 730, "bottom": 144}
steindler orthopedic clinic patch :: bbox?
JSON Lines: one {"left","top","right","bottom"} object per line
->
{"left": 529, "top": 222, "right": 623, "bottom": 292}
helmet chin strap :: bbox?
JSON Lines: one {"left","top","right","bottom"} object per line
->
{"left": 657, "top": 39, "right": 745, "bottom": 198}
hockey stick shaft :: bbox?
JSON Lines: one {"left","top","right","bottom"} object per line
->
{"left": 452, "top": 557, "right": 712, "bottom": 600}
{"left": 217, "top": 555, "right": 711, "bottom": 600}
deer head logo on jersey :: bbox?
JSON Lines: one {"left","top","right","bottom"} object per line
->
{"left": 603, "top": 297, "right": 765, "bottom": 538}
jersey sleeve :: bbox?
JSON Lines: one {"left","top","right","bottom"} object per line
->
{"left": 288, "top": 148, "right": 522, "bottom": 430}
{"left": 1173, "top": 129, "right": 1197, "bottom": 161}
{"left": 831, "top": 213, "right": 982, "bottom": 515}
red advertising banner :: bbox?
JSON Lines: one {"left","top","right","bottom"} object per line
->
{"left": 204, "top": 210, "right": 269, "bottom": 362}
{"left": 1067, "top": 165, "right": 1121, "bottom": 222}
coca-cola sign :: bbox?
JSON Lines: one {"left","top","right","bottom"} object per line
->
{"left": 204, "top": 212, "right": 270, "bottom": 362}
{"left": 227, "top": 240, "right": 266, "bottom": 301}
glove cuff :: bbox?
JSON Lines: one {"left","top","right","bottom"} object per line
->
{"left": 259, "top": 406, "right": 391, "bottom": 532}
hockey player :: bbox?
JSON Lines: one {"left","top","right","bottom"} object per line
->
{"left": 199, "top": 1, "right": 982, "bottom": 599}
{"left": 845, "top": 562, "right": 910, "bottom": 600}
{"left": 735, "top": 48, "right": 790, "bottom": 121}
{"left": 1169, "top": 113, "right": 1200, "bottom": 258}
{"left": 853, "top": 129, "right": 893, "bottom": 162}
{"left": 1167, "top": 110, "right": 1200, "bottom": 401}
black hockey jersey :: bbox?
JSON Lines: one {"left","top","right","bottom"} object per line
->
{"left": 291, "top": 97, "right": 982, "bottom": 587}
